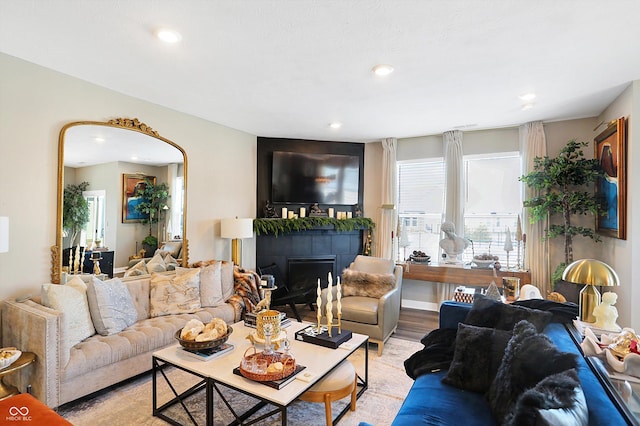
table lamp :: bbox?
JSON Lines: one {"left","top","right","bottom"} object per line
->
{"left": 562, "top": 259, "right": 620, "bottom": 323}
{"left": 220, "top": 217, "right": 254, "bottom": 266}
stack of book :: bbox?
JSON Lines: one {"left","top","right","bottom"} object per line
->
{"left": 181, "top": 343, "right": 234, "bottom": 361}
{"left": 244, "top": 311, "right": 291, "bottom": 329}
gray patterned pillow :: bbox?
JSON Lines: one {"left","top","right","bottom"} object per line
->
{"left": 86, "top": 276, "right": 138, "bottom": 335}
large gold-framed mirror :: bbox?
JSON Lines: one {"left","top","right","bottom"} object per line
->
{"left": 52, "top": 118, "right": 188, "bottom": 283}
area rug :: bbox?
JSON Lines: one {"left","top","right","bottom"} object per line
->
{"left": 57, "top": 337, "right": 423, "bottom": 425}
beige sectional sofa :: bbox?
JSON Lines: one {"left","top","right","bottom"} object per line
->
{"left": 1, "top": 261, "right": 260, "bottom": 408}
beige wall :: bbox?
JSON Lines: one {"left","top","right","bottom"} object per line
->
{"left": 0, "top": 52, "right": 256, "bottom": 301}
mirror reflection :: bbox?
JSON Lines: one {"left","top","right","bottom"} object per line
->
{"left": 53, "top": 119, "right": 188, "bottom": 283}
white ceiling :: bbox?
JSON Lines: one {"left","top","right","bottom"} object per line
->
{"left": 2, "top": 0, "right": 640, "bottom": 142}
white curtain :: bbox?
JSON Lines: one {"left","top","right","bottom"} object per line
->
{"left": 439, "top": 130, "right": 464, "bottom": 302}
{"left": 375, "top": 138, "right": 397, "bottom": 260}
{"left": 443, "top": 130, "right": 465, "bottom": 237}
{"left": 519, "top": 121, "right": 549, "bottom": 295}
{"left": 167, "top": 164, "right": 180, "bottom": 240}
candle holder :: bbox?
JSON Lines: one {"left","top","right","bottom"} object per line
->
{"left": 315, "top": 273, "right": 343, "bottom": 337}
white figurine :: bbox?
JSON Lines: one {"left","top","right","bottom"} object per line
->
{"left": 593, "top": 292, "right": 621, "bottom": 331}
{"left": 439, "top": 221, "right": 470, "bottom": 263}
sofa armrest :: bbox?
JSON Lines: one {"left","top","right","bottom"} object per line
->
{"left": 439, "top": 301, "right": 471, "bottom": 329}
{"left": 1, "top": 299, "right": 63, "bottom": 407}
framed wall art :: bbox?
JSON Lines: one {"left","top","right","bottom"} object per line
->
{"left": 122, "top": 174, "right": 156, "bottom": 223}
{"left": 595, "top": 117, "right": 626, "bottom": 239}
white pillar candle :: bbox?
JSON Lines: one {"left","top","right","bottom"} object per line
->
{"left": 288, "top": 211, "right": 294, "bottom": 219}
{"left": 337, "top": 276, "right": 342, "bottom": 316}
{"left": 299, "top": 207, "right": 306, "bottom": 218}
{"left": 347, "top": 212, "right": 353, "bottom": 219}
{"left": 328, "top": 208, "right": 334, "bottom": 218}
{"left": 316, "top": 278, "right": 322, "bottom": 330}
{"left": 281, "top": 207, "right": 288, "bottom": 219}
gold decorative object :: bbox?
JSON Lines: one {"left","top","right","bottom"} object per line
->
{"left": 562, "top": 259, "right": 620, "bottom": 323}
{"left": 256, "top": 310, "right": 281, "bottom": 340}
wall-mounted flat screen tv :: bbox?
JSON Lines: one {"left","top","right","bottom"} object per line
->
{"left": 271, "top": 151, "right": 360, "bottom": 204}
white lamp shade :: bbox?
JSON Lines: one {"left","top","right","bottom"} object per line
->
{"left": 0, "top": 216, "right": 8, "bottom": 253}
{"left": 220, "top": 218, "right": 254, "bottom": 239}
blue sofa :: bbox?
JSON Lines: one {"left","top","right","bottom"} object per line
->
{"left": 392, "top": 301, "right": 630, "bottom": 425}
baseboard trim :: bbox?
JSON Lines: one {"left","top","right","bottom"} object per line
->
{"left": 402, "top": 299, "right": 439, "bottom": 312}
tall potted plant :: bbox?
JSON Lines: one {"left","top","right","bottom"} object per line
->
{"left": 63, "top": 181, "right": 90, "bottom": 247}
{"left": 134, "top": 178, "right": 170, "bottom": 254}
{"left": 520, "top": 140, "right": 605, "bottom": 286}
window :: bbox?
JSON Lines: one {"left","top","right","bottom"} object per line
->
{"left": 463, "top": 153, "right": 522, "bottom": 266}
{"left": 397, "top": 159, "right": 445, "bottom": 261}
{"left": 396, "top": 152, "right": 523, "bottom": 267}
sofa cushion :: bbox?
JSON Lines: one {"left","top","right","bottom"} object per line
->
{"left": 442, "top": 323, "right": 511, "bottom": 393}
{"left": 146, "top": 253, "right": 167, "bottom": 273}
{"left": 464, "top": 294, "right": 553, "bottom": 332}
{"left": 124, "top": 259, "right": 148, "bottom": 277}
{"left": 506, "top": 368, "right": 588, "bottom": 426}
{"left": 41, "top": 277, "right": 95, "bottom": 349}
{"left": 351, "top": 255, "right": 394, "bottom": 275}
{"left": 487, "top": 320, "right": 578, "bottom": 424}
{"left": 339, "top": 296, "right": 378, "bottom": 324}
{"left": 124, "top": 277, "right": 151, "bottom": 321}
{"left": 86, "top": 276, "right": 138, "bottom": 336}
{"left": 341, "top": 269, "right": 395, "bottom": 299}
{"left": 149, "top": 268, "right": 201, "bottom": 317}
{"left": 183, "top": 262, "right": 224, "bottom": 307}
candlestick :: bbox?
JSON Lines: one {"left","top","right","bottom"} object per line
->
{"left": 337, "top": 276, "right": 342, "bottom": 333}
{"left": 68, "top": 250, "right": 73, "bottom": 274}
{"left": 316, "top": 278, "right": 322, "bottom": 333}
{"left": 516, "top": 215, "right": 523, "bottom": 241}
{"left": 81, "top": 246, "right": 87, "bottom": 273}
{"left": 74, "top": 245, "right": 80, "bottom": 274}
{"left": 326, "top": 272, "right": 333, "bottom": 337}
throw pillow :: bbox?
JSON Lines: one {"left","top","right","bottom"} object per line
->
{"left": 41, "top": 277, "right": 95, "bottom": 348}
{"left": 149, "top": 268, "right": 201, "bottom": 317}
{"left": 160, "top": 241, "right": 182, "bottom": 258}
{"left": 146, "top": 253, "right": 167, "bottom": 273}
{"left": 124, "top": 259, "right": 148, "bottom": 277}
{"left": 505, "top": 368, "right": 588, "bottom": 426}
{"left": 341, "top": 268, "right": 396, "bottom": 298}
{"left": 464, "top": 294, "right": 553, "bottom": 332}
{"left": 442, "top": 323, "right": 512, "bottom": 393}
{"left": 221, "top": 261, "right": 235, "bottom": 301}
{"left": 164, "top": 253, "right": 179, "bottom": 271}
{"left": 487, "top": 320, "right": 578, "bottom": 424}
{"left": 180, "top": 262, "right": 224, "bottom": 307}
{"left": 86, "top": 276, "right": 138, "bottom": 336}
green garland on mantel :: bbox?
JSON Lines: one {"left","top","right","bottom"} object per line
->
{"left": 253, "top": 217, "right": 375, "bottom": 236}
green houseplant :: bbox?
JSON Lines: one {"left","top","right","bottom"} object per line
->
{"left": 63, "top": 181, "right": 90, "bottom": 247}
{"left": 134, "top": 178, "right": 170, "bottom": 253}
{"left": 520, "top": 140, "right": 605, "bottom": 284}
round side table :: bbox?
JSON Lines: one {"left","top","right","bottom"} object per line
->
{"left": 0, "top": 352, "right": 35, "bottom": 400}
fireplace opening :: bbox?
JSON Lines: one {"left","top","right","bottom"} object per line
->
{"left": 288, "top": 256, "right": 337, "bottom": 304}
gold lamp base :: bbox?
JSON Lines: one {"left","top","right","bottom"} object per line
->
{"left": 579, "top": 285, "right": 601, "bottom": 323}
{"left": 231, "top": 238, "right": 241, "bottom": 266}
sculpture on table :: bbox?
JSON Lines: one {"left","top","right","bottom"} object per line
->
{"left": 263, "top": 200, "right": 278, "bottom": 218}
{"left": 593, "top": 292, "right": 621, "bottom": 331}
{"left": 439, "top": 221, "right": 470, "bottom": 264}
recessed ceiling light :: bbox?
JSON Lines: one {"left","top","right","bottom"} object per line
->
{"left": 521, "top": 103, "right": 535, "bottom": 111}
{"left": 519, "top": 92, "right": 536, "bottom": 101}
{"left": 131, "top": 155, "right": 139, "bottom": 161}
{"left": 329, "top": 122, "right": 342, "bottom": 129}
{"left": 372, "top": 64, "right": 394, "bottom": 76}
{"left": 94, "top": 137, "right": 105, "bottom": 143}
{"left": 155, "top": 28, "right": 182, "bottom": 43}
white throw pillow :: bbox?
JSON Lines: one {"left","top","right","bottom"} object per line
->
{"left": 86, "top": 276, "right": 138, "bottom": 335}
{"left": 164, "top": 253, "right": 179, "bottom": 271}
{"left": 124, "top": 259, "right": 148, "bottom": 277}
{"left": 149, "top": 268, "right": 201, "bottom": 317}
{"left": 146, "top": 252, "right": 167, "bottom": 273}
{"left": 41, "top": 277, "right": 95, "bottom": 348}
{"left": 179, "top": 263, "right": 223, "bottom": 307}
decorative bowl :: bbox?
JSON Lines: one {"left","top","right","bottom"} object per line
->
{"left": 410, "top": 255, "right": 431, "bottom": 263}
{"left": 472, "top": 258, "right": 495, "bottom": 268}
{"left": 239, "top": 347, "right": 296, "bottom": 382}
{"left": 0, "top": 348, "right": 21, "bottom": 369}
{"left": 175, "top": 325, "right": 233, "bottom": 351}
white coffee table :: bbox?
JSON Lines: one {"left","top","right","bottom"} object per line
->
{"left": 152, "top": 320, "right": 369, "bottom": 425}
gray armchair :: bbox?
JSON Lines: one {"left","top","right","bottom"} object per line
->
{"left": 323, "top": 255, "right": 403, "bottom": 356}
